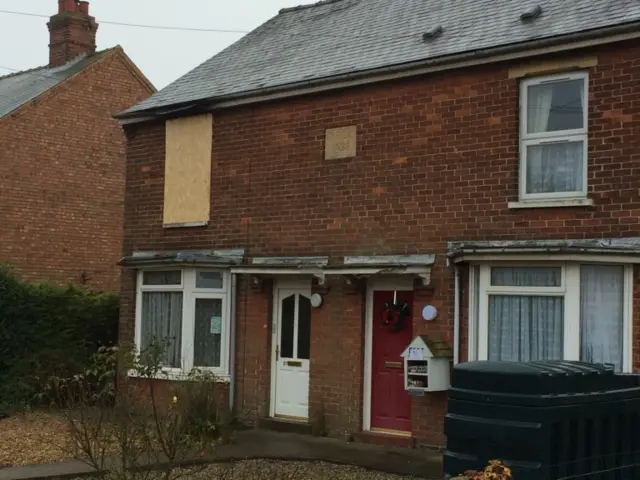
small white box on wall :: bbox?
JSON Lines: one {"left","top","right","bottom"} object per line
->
{"left": 401, "top": 335, "right": 452, "bottom": 393}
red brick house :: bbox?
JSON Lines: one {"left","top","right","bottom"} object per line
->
{"left": 116, "top": 0, "right": 640, "bottom": 447}
{"left": 0, "top": 0, "right": 154, "bottom": 292}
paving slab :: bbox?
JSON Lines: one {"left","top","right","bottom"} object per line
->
{"left": 0, "top": 429, "right": 442, "bottom": 480}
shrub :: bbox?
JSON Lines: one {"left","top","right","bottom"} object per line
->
{"left": 0, "top": 267, "right": 118, "bottom": 413}
{"left": 454, "top": 460, "right": 513, "bottom": 479}
{"left": 45, "top": 343, "right": 231, "bottom": 480}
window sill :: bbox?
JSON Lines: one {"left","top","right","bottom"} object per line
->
{"left": 127, "top": 369, "right": 230, "bottom": 383}
{"left": 163, "top": 221, "right": 209, "bottom": 229}
{"left": 508, "top": 198, "right": 593, "bottom": 209}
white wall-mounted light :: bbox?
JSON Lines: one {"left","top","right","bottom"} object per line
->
{"left": 422, "top": 305, "right": 438, "bottom": 321}
{"left": 310, "top": 293, "right": 323, "bottom": 308}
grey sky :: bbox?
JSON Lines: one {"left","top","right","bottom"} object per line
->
{"left": 0, "top": 0, "right": 316, "bottom": 89}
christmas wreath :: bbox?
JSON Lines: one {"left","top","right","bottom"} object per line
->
{"left": 380, "top": 299, "right": 411, "bottom": 332}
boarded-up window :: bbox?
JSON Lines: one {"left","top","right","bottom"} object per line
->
{"left": 163, "top": 114, "right": 213, "bottom": 227}
{"left": 325, "top": 126, "right": 357, "bottom": 160}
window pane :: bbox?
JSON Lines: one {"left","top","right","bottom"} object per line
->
{"left": 141, "top": 292, "right": 183, "bottom": 368}
{"left": 196, "top": 271, "right": 223, "bottom": 289}
{"left": 280, "top": 295, "right": 295, "bottom": 359}
{"left": 527, "top": 79, "right": 584, "bottom": 134}
{"left": 580, "top": 265, "right": 624, "bottom": 371}
{"left": 194, "top": 298, "right": 223, "bottom": 368}
{"left": 143, "top": 270, "right": 181, "bottom": 286}
{"left": 297, "top": 295, "right": 311, "bottom": 360}
{"left": 526, "top": 141, "right": 583, "bottom": 194}
{"left": 491, "top": 267, "right": 561, "bottom": 287}
{"left": 488, "top": 295, "right": 563, "bottom": 362}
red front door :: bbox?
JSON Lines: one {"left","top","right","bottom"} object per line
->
{"left": 370, "top": 290, "right": 413, "bottom": 432}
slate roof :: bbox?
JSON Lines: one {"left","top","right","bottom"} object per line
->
{"left": 122, "top": 0, "right": 640, "bottom": 117}
{"left": 0, "top": 50, "right": 111, "bottom": 119}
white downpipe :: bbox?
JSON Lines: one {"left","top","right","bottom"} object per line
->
{"left": 453, "top": 265, "right": 460, "bottom": 365}
{"left": 228, "top": 274, "right": 238, "bottom": 411}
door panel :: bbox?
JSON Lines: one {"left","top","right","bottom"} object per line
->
{"left": 371, "top": 290, "right": 413, "bottom": 432}
{"left": 273, "top": 286, "right": 311, "bottom": 419}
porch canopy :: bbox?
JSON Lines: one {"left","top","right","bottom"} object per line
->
{"left": 230, "top": 254, "right": 435, "bottom": 286}
{"left": 447, "top": 238, "right": 640, "bottom": 264}
{"left": 119, "top": 249, "right": 245, "bottom": 268}
{"left": 119, "top": 250, "right": 435, "bottom": 285}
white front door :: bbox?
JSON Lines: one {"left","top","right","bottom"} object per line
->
{"left": 272, "top": 283, "right": 311, "bottom": 419}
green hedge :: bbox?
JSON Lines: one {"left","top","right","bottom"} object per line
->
{"left": 0, "top": 267, "right": 118, "bottom": 413}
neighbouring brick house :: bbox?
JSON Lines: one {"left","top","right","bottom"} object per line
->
{"left": 0, "top": 0, "right": 154, "bottom": 292}
{"left": 116, "top": 0, "right": 640, "bottom": 447}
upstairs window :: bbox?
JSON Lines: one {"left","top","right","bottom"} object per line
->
{"left": 520, "top": 72, "right": 588, "bottom": 201}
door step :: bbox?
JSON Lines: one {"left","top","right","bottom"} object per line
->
{"left": 259, "top": 417, "right": 313, "bottom": 435}
{"left": 354, "top": 430, "right": 415, "bottom": 448}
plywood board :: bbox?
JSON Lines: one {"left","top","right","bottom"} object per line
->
{"left": 508, "top": 56, "right": 598, "bottom": 78}
{"left": 163, "top": 114, "right": 213, "bottom": 226}
{"left": 325, "top": 125, "right": 357, "bottom": 160}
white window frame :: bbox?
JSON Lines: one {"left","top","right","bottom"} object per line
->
{"left": 470, "top": 261, "right": 633, "bottom": 372}
{"left": 135, "top": 268, "right": 232, "bottom": 380}
{"left": 519, "top": 71, "right": 589, "bottom": 202}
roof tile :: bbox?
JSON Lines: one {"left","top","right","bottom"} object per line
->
{"left": 0, "top": 50, "right": 112, "bottom": 119}
{"left": 123, "top": 0, "right": 640, "bottom": 115}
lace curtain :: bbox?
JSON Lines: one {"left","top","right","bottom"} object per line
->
{"left": 488, "top": 267, "right": 563, "bottom": 362}
{"left": 487, "top": 266, "right": 625, "bottom": 370}
{"left": 141, "top": 292, "right": 183, "bottom": 368}
{"left": 580, "top": 265, "right": 624, "bottom": 371}
{"left": 526, "top": 81, "right": 584, "bottom": 194}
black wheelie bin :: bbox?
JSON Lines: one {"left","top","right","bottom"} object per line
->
{"left": 443, "top": 360, "right": 640, "bottom": 480}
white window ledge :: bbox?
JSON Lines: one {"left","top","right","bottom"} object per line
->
{"left": 127, "top": 369, "right": 230, "bottom": 383}
{"left": 163, "top": 221, "right": 209, "bottom": 229}
{"left": 508, "top": 198, "right": 593, "bottom": 209}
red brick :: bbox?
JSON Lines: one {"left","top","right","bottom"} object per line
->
{"left": 120, "top": 40, "right": 640, "bottom": 444}
{"left": 0, "top": 48, "right": 153, "bottom": 291}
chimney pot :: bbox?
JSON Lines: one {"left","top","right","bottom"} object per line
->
{"left": 49, "top": 0, "right": 98, "bottom": 67}
{"left": 59, "top": 0, "right": 77, "bottom": 13}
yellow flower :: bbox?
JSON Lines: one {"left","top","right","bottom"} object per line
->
{"left": 172, "top": 396, "right": 178, "bottom": 404}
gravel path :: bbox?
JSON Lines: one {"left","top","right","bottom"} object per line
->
{"left": 0, "top": 413, "right": 431, "bottom": 478}
{"left": 176, "top": 460, "right": 420, "bottom": 479}
{"left": 0, "top": 411, "right": 71, "bottom": 468}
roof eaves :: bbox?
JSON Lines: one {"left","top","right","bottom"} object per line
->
{"left": 116, "top": 19, "right": 640, "bottom": 123}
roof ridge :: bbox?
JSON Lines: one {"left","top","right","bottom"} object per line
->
{"left": 0, "top": 64, "right": 48, "bottom": 81}
{"left": 0, "top": 47, "right": 118, "bottom": 81}
{"left": 279, "top": 0, "right": 347, "bottom": 14}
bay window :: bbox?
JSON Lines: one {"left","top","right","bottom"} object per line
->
{"left": 470, "top": 263, "right": 632, "bottom": 372}
{"left": 520, "top": 72, "right": 588, "bottom": 202}
{"left": 135, "top": 268, "right": 231, "bottom": 378}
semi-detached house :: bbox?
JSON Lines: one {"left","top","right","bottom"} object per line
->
{"left": 0, "top": 0, "right": 154, "bottom": 292}
{"left": 116, "top": 0, "right": 640, "bottom": 446}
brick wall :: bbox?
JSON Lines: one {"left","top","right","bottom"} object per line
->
{"left": 121, "top": 40, "right": 640, "bottom": 443}
{"left": 122, "top": 42, "right": 640, "bottom": 259}
{"left": 234, "top": 277, "right": 273, "bottom": 422}
{"left": 309, "top": 279, "right": 365, "bottom": 436}
{"left": 48, "top": 13, "right": 97, "bottom": 67}
{"left": 0, "top": 48, "right": 153, "bottom": 292}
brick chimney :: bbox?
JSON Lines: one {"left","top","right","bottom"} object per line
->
{"left": 48, "top": 0, "right": 98, "bottom": 67}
